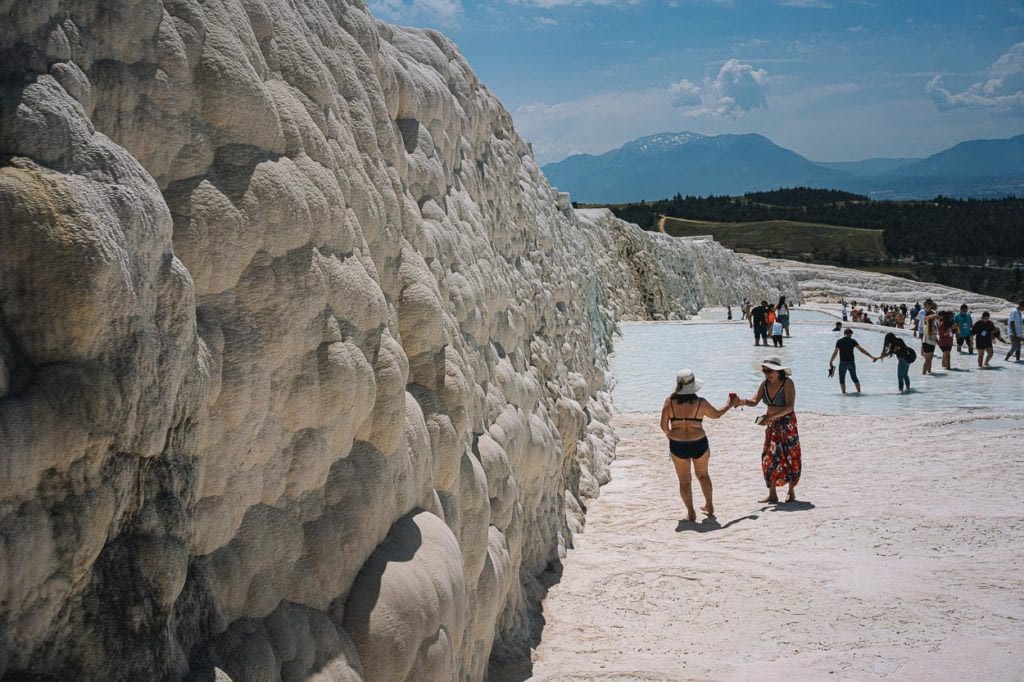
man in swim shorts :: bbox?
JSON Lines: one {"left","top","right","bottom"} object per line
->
{"left": 829, "top": 327, "right": 878, "bottom": 394}
{"left": 749, "top": 300, "right": 768, "bottom": 346}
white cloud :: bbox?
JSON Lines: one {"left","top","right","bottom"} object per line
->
{"left": 926, "top": 42, "right": 1024, "bottom": 115}
{"left": 668, "top": 79, "right": 703, "bottom": 107}
{"left": 533, "top": 15, "right": 560, "bottom": 27}
{"left": 370, "top": 0, "right": 462, "bottom": 26}
{"left": 668, "top": 58, "right": 769, "bottom": 117}
{"left": 847, "top": 24, "right": 865, "bottom": 32}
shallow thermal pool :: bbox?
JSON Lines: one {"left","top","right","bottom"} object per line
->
{"left": 609, "top": 319, "right": 1024, "bottom": 415}
{"left": 697, "top": 306, "right": 838, "bottom": 322}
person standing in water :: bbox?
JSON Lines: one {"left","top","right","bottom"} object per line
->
{"left": 750, "top": 300, "right": 768, "bottom": 346}
{"left": 935, "top": 310, "right": 959, "bottom": 370}
{"left": 954, "top": 304, "right": 974, "bottom": 354}
{"left": 829, "top": 327, "right": 878, "bottom": 394}
{"left": 919, "top": 300, "right": 938, "bottom": 375}
{"left": 879, "top": 332, "right": 916, "bottom": 393}
{"left": 777, "top": 295, "right": 791, "bottom": 338}
{"left": 973, "top": 312, "right": 1003, "bottom": 368}
{"left": 660, "top": 370, "right": 733, "bottom": 521}
{"left": 771, "top": 317, "right": 784, "bottom": 347}
{"left": 731, "top": 357, "right": 802, "bottom": 504}
{"left": 1005, "top": 301, "right": 1023, "bottom": 363}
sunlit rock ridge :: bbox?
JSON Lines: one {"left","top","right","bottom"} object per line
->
{"left": 0, "top": 1, "right": 795, "bottom": 679}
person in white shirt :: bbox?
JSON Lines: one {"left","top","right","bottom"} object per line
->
{"left": 1005, "top": 301, "right": 1024, "bottom": 362}
{"left": 915, "top": 306, "right": 927, "bottom": 339}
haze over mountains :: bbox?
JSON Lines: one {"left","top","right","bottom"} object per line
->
{"left": 541, "top": 132, "right": 1024, "bottom": 204}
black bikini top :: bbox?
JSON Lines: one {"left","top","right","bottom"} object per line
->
{"left": 669, "top": 397, "right": 704, "bottom": 427}
{"left": 763, "top": 377, "right": 788, "bottom": 406}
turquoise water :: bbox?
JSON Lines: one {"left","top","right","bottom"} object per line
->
{"left": 697, "top": 307, "right": 838, "bottom": 322}
{"left": 610, "top": 321, "right": 1024, "bottom": 415}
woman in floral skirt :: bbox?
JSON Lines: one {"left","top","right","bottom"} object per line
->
{"left": 732, "top": 356, "right": 801, "bottom": 503}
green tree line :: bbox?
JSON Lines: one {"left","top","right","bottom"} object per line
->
{"left": 603, "top": 188, "right": 1024, "bottom": 262}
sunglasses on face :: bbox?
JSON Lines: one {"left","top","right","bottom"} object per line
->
{"left": 762, "top": 368, "right": 773, "bottom": 374}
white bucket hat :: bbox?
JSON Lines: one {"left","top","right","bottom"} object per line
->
{"left": 761, "top": 356, "right": 791, "bottom": 374}
{"left": 675, "top": 368, "right": 704, "bottom": 394}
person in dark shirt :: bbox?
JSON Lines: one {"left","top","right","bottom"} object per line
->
{"left": 749, "top": 300, "right": 768, "bottom": 346}
{"left": 879, "top": 332, "right": 916, "bottom": 393}
{"left": 971, "top": 312, "right": 1003, "bottom": 368}
{"left": 828, "top": 327, "right": 877, "bottom": 394}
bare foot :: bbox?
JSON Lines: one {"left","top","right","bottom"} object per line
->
{"left": 686, "top": 510, "right": 697, "bottom": 522}
{"left": 759, "top": 494, "right": 779, "bottom": 504}
{"left": 701, "top": 505, "right": 715, "bottom": 516}
{"left": 785, "top": 491, "right": 796, "bottom": 503}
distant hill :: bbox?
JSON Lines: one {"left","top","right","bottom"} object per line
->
{"left": 814, "top": 158, "right": 918, "bottom": 176}
{"left": 884, "top": 134, "right": 1024, "bottom": 178}
{"left": 543, "top": 132, "right": 850, "bottom": 203}
{"left": 542, "top": 132, "right": 1024, "bottom": 203}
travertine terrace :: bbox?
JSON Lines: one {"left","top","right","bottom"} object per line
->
{"left": 0, "top": 1, "right": 794, "bottom": 678}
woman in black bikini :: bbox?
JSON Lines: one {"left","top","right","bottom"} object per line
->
{"left": 660, "top": 369, "right": 734, "bottom": 521}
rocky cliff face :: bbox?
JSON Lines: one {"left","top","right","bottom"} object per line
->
{"left": 0, "top": 2, "right": 796, "bottom": 679}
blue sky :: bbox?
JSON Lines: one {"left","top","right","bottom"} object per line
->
{"left": 370, "top": 0, "right": 1024, "bottom": 165}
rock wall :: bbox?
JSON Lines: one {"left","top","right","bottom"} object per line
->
{"left": 578, "top": 209, "right": 796, "bottom": 320}
{"left": 0, "top": 1, "right": 795, "bottom": 679}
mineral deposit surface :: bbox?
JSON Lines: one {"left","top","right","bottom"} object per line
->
{"left": 0, "top": 1, "right": 794, "bottom": 679}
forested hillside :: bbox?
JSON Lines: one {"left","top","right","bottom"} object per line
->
{"left": 603, "top": 189, "right": 1024, "bottom": 262}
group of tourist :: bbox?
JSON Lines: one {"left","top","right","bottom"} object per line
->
{"left": 907, "top": 298, "right": 1022, "bottom": 373}
{"left": 660, "top": 297, "right": 1024, "bottom": 522}
{"left": 831, "top": 299, "right": 1021, "bottom": 393}
{"left": 839, "top": 300, "right": 908, "bottom": 327}
{"left": 741, "top": 296, "right": 791, "bottom": 347}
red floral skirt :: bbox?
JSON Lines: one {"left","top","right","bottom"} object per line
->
{"left": 762, "top": 413, "right": 802, "bottom": 488}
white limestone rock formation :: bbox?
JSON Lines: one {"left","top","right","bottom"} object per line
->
{"left": 0, "top": 1, "right": 794, "bottom": 679}
{"left": 747, "top": 256, "right": 1013, "bottom": 312}
{"left": 579, "top": 209, "right": 798, "bottom": 320}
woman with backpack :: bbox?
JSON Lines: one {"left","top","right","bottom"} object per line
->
{"left": 879, "top": 332, "right": 916, "bottom": 393}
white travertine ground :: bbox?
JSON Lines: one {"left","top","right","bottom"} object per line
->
{"left": 525, "top": 410, "right": 1024, "bottom": 681}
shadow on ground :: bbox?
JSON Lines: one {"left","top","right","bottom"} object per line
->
{"left": 676, "top": 513, "right": 759, "bottom": 533}
{"left": 760, "top": 500, "right": 816, "bottom": 513}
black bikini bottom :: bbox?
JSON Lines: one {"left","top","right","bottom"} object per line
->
{"left": 669, "top": 436, "right": 709, "bottom": 459}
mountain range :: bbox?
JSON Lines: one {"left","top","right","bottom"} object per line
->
{"left": 541, "top": 132, "right": 1024, "bottom": 203}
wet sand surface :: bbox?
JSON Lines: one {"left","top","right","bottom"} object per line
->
{"left": 525, "top": 410, "right": 1024, "bottom": 681}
